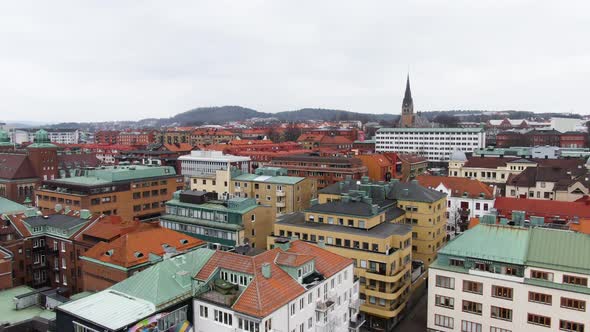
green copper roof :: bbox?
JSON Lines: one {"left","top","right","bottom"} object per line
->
{"left": 438, "top": 224, "right": 590, "bottom": 275}
{"left": 27, "top": 128, "right": 57, "bottom": 148}
{"left": 440, "top": 224, "right": 530, "bottom": 265}
{"left": 110, "top": 248, "right": 214, "bottom": 309}
{"left": 527, "top": 228, "right": 590, "bottom": 275}
{"left": 48, "top": 165, "right": 177, "bottom": 186}
{"left": 0, "top": 128, "right": 11, "bottom": 146}
{"left": 0, "top": 197, "right": 27, "bottom": 215}
{"left": 0, "top": 286, "right": 53, "bottom": 325}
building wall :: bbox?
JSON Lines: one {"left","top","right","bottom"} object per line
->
{"left": 396, "top": 197, "right": 447, "bottom": 267}
{"left": 81, "top": 259, "right": 130, "bottom": 292}
{"left": 427, "top": 266, "right": 590, "bottom": 332}
{"left": 189, "top": 170, "right": 231, "bottom": 199}
{"left": 0, "top": 257, "right": 13, "bottom": 290}
{"left": 448, "top": 161, "right": 535, "bottom": 185}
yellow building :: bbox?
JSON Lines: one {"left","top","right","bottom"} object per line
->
{"left": 230, "top": 167, "right": 316, "bottom": 216}
{"left": 318, "top": 177, "right": 447, "bottom": 267}
{"left": 269, "top": 191, "right": 415, "bottom": 331}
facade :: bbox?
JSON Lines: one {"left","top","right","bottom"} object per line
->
{"left": 0, "top": 208, "right": 100, "bottom": 295}
{"left": 160, "top": 190, "right": 274, "bottom": 250}
{"left": 428, "top": 224, "right": 590, "bottom": 332}
{"left": 318, "top": 177, "right": 447, "bottom": 267}
{"left": 375, "top": 128, "right": 486, "bottom": 162}
{"left": 398, "top": 153, "right": 428, "bottom": 181}
{"left": 11, "top": 128, "right": 80, "bottom": 145}
{"left": 505, "top": 164, "right": 590, "bottom": 201}
{"left": 496, "top": 128, "right": 587, "bottom": 148}
{"left": 116, "top": 130, "right": 157, "bottom": 146}
{"left": 416, "top": 175, "right": 495, "bottom": 238}
{"left": 36, "top": 164, "right": 183, "bottom": 221}
{"left": 180, "top": 150, "right": 250, "bottom": 198}
{"left": 493, "top": 197, "right": 590, "bottom": 225}
{"left": 231, "top": 167, "right": 316, "bottom": 216}
{"left": 269, "top": 195, "right": 413, "bottom": 331}
{"left": 267, "top": 154, "right": 368, "bottom": 190}
{"left": 193, "top": 240, "right": 359, "bottom": 332}
{"left": 190, "top": 128, "right": 237, "bottom": 145}
{"left": 94, "top": 130, "right": 120, "bottom": 145}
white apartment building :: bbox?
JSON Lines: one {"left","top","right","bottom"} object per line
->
{"left": 428, "top": 224, "right": 589, "bottom": 332}
{"left": 375, "top": 128, "right": 486, "bottom": 162}
{"left": 193, "top": 239, "right": 363, "bottom": 332}
{"left": 11, "top": 128, "right": 80, "bottom": 144}
{"left": 179, "top": 150, "right": 250, "bottom": 198}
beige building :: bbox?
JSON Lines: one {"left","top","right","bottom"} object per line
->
{"left": 230, "top": 167, "right": 316, "bottom": 216}
{"left": 269, "top": 195, "right": 413, "bottom": 331}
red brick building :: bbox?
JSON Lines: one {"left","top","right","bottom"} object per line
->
{"left": 496, "top": 129, "right": 587, "bottom": 148}
{"left": 94, "top": 130, "right": 120, "bottom": 145}
{"left": 0, "top": 246, "right": 13, "bottom": 290}
{"left": 267, "top": 154, "right": 367, "bottom": 189}
{"left": 494, "top": 197, "right": 590, "bottom": 226}
{"left": 117, "top": 130, "right": 158, "bottom": 146}
{"left": 81, "top": 226, "right": 205, "bottom": 291}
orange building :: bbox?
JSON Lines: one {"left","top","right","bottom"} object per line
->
{"left": 81, "top": 226, "right": 205, "bottom": 291}
{"left": 355, "top": 153, "right": 401, "bottom": 182}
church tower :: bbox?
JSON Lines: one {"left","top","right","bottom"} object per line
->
{"left": 400, "top": 74, "right": 414, "bottom": 127}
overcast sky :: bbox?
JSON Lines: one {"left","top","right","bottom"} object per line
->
{"left": 1, "top": 1, "right": 589, "bottom": 123}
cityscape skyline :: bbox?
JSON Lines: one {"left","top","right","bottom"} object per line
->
{"left": 1, "top": 1, "right": 590, "bottom": 122}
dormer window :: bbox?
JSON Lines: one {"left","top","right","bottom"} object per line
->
{"left": 105, "top": 249, "right": 114, "bottom": 257}
{"left": 134, "top": 251, "right": 144, "bottom": 258}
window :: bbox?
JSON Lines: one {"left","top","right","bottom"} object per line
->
{"left": 199, "top": 305, "right": 208, "bottom": 318}
{"left": 238, "top": 318, "right": 260, "bottom": 332}
{"left": 290, "top": 303, "right": 295, "bottom": 316}
{"left": 490, "top": 306, "right": 512, "bottom": 321}
{"left": 560, "top": 320, "right": 585, "bottom": 332}
{"left": 531, "top": 270, "right": 553, "bottom": 281}
{"left": 528, "top": 314, "right": 551, "bottom": 327}
{"left": 61, "top": 242, "right": 66, "bottom": 252}
{"left": 450, "top": 259, "right": 465, "bottom": 267}
{"left": 461, "top": 320, "right": 481, "bottom": 332}
{"left": 435, "top": 295, "right": 454, "bottom": 309}
{"left": 308, "top": 317, "right": 313, "bottom": 329}
{"left": 561, "top": 297, "right": 586, "bottom": 311}
{"left": 463, "top": 280, "right": 483, "bottom": 294}
{"left": 529, "top": 291, "right": 552, "bottom": 305}
{"left": 490, "top": 328, "right": 511, "bottom": 332}
{"left": 73, "top": 322, "right": 100, "bottom": 332}
{"left": 434, "top": 314, "right": 453, "bottom": 329}
{"left": 491, "top": 285, "right": 513, "bottom": 300}
{"left": 435, "top": 275, "right": 454, "bottom": 289}
{"left": 462, "top": 300, "right": 482, "bottom": 315}
{"left": 563, "top": 275, "right": 588, "bottom": 286}
{"left": 214, "top": 310, "right": 232, "bottom": 326}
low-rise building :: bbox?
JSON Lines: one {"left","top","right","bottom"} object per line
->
{"left": 160, "top": 190, "right": 274, "bottom": 251}
{"left": 36, "top": 164, "right": 183, "bottom": 221}
{"left": 505, "top": 164, "right": 589, "bottom": 201}
{"left": 398, "top": 153, "right": 428, "bottom": 181}
{"left": 428, "top": 224, "right": 590, "bottom": 332}
{"left": 180, "top": 150, "right": 250, "bottom": 198}
{"left": 231, "top": 167, "right": 316, "bottom": 216}
{"left": 57, "top": 248, "right": 215, "bottom": 332}
{"left": 416, "top": 175, "right": 495, "bottom": 238}
{"left": 81, "top": 226, "right": 205, "bottom": 291}
{"left": 493, "top": 197, "right": 590, "bottom": 225}
{"left": 355, "top": 153, "right": 402, "bottom": 182}
{"left": 267, "top": 154, "right": 368, "bottom": 190}
{"left": 193, "top": 239, "right": 359, "bottom": 332}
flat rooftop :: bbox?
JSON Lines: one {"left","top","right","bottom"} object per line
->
{"left": 0, "top": 286, "right": 54, "bottom": 325}
{"left": 44, "top": 165, "right": 177, "bottom": 186}
{"left": 277, "top": 212, "right": 412, "bottom": 239}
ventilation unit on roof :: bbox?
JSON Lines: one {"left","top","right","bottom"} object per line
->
{"left": 105, "top": 249, "right": 114, "bottom": 256}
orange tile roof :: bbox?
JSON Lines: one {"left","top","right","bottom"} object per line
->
{"left": 76, "top": 215, "right": 142, "bottom": 242}
{"left": 494, "top": 197, "right": 590, "bottom": 219}
{"left": 570, "top": 218, "right": 590, "bottom": 235}
{"left": 356, "top": 154, "right": 394, "bottom": 168}
{"left": 319, "top": 136, "right": 353, "bottom": 144}
{"left": 196, "top": 241, "right": 352, "bottom": 318}
{"left": 163, "top": 143, "right": 194, "bottom": 152}
{"left": 297, "top": 133, "right": 324, "bottom": 142}
{"left": 416, "top": 175, "right": 494, "bottom": 199}
{"left": 275, "top": 252, "right": 315, "bottom": 267}
{"left": 83, "top": 227, "right": 205, "bottom": 268}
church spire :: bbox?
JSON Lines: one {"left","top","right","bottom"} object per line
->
{"left": 403, "top": 74, "right": 413, "bottom": 106}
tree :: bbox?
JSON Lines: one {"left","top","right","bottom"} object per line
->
{"left": 267, "top": 127, "right": 282, "bottom": 142}
{"left": 283, "top": 124, "right": 302, "bottom": 142}
{"left": 434, "top": 114, "right": 460, "bottom": 128}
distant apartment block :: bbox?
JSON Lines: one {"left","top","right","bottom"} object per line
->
{"left": 375, "top": 128, "right": 486, "bottom": 162}
{"left": 267, "top": 154, "right": 367, "bottom": 190}
{"left": 36, "top": 164, "right": 183, "bottom": 220}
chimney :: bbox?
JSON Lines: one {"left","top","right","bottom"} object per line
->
{"left": 80, "top": 209, "right": 92, "bottom": 220}
{"left": 54, "top": 204, "right": 62, "bottom": 213}
{"left": 261, "top": 263, "right": 271, "bottom": 278}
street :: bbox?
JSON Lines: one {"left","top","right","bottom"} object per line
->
{"left": 392, "top": 291, "right": 428, "bottom": 332}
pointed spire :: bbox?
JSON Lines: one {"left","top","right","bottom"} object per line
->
{"left": 403, "top": 74, "right": 412, "bottom": 103}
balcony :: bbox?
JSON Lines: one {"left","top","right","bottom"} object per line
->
{"left": 276, "top": 201, "right": 286, "bottom": 208}
{"left": 316, "top": 298, "right": 335, "bottom": 312}
{"left": 349, "top": 314, "right": 366, "bottom": 332}
{"left": 276, "top": 190, "right": 286, "bottom": 197}
{"left": 234, "top": 186, "right": 242, "bottom": 192}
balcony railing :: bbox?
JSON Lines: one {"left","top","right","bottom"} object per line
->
{"left": 276, "top": 190, "right": 286, "bottom": 197}
{"left": 316, "top": 299, "right": 335, "bottom": 312}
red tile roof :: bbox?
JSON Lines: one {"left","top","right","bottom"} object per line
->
{"left": 162, "top": 143, "right": 194, "bottom": 152}
{"left": 275, "top": 252, "right": 315, "bottom": 267}
{"left": 0, "top": 154, "right": 37, "bottom": 180}
{"left": 494, "top": 197, "right": 590, "bottom": 220}
{"left": 83, "top": 227, "right": 205, "bottom": 268}
{"left": 196, "top": 241, "right": 352, "bottom": 318}
{"left": 416, "top": 175, "right": 494, "bottom": 199}
{"left": 397, "top": 153, "right": 427, "bottom": 164}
